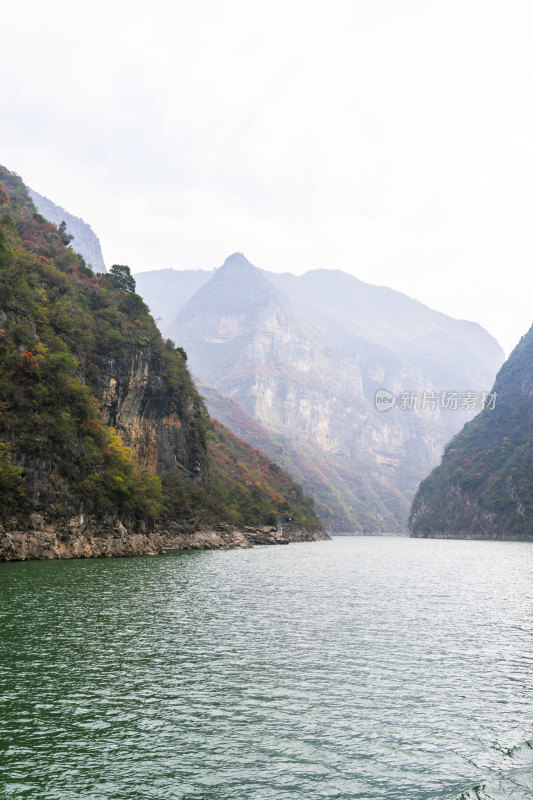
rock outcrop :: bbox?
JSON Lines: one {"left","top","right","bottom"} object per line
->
{"left": 0, "top": 514, "right": 164, "bottom": 561}
{"left": 0, "top": 516, "right": 330, "bottom": 561}
{"left": 410, "top": 323, "right": 533, "bottom": 540}
{"left": 95, "top": 344, "right": 208, "bottom": 479}
{"left": 28, "top": 187, "right": 107, "bottom": 273}
{"left": 162, "top": 521, "right": 330, "bottom": 550}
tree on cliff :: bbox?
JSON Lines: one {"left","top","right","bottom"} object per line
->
{"left": 108, "top": 264, "right": 136, "bottom": 293}
{"left": 58, "top": 220, "right": 73, "bottom": 246}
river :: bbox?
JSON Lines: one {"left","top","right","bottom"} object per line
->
{"left": 1, "top": 536, "right": 532, "bottom": 799}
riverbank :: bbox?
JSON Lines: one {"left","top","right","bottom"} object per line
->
{"left": 410, "top": 530, "right": 533, "bottom": 541}
{"left": 0, "top": 514, "right": 330, "bottom": 561}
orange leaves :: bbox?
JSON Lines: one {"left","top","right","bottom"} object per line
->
{"left": 14, "top": 350, "right": 40, "bottom": 385}
{"left": 84, "top": 419, "right": 102, "bottom": 436}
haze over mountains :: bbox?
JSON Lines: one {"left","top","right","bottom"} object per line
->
{"left": 28, "top": 188, "right": 107, "bottom": 273}
{"left": 410, "top": 323, "right": 533, "bottom": 540}
{"left": 2, "top": 165, "right": 516, "bottom": 538}
{"left": 135, "top": 254, "right": 504, "bottom": 531}
{"left": 14, "top": 175, "right": 508, "bottom": 535}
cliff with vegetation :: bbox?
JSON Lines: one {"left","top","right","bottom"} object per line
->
{"left": 410, "top": 326, "right": 533, "bottom": 540}
{"left": 0, "top": 167, "right": 324, "bottom": 560}
{"left": 152, "top": 253, "right": 503, "bottom": 532}
{"left": 28, "top": 187, "right": 107, "bottom": 273}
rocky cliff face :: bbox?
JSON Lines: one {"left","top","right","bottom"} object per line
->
{"left": 0, "top": 514, "right": 164, "bottom": 561}
{"left": 0, "top": 167, "right": 324, "bottom": 561}
{"left": 0, "top": 516, "right": 330, "bottom": 561}
{"left": 28, "top": 187, "right": 107, "bottom": 273}
{"left": 0, "top": 210, "right": 208, "bottom": 528}
{"left": 410, "top": 324, "right": 533, "bottom": 540}
{"left": 95, "top": 344, "right": 207, "bottom": 479}
{"left": 166, "top": 253, "right": 503, "bottom": 531}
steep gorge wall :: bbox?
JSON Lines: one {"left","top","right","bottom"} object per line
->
{"left": 0, "top": 166, "right": 210, "bottom": 550}
{"left": 0, "top": 168, "right": 326, "bottom": 560}
{"left": 170, "top": 255, "right": 492, "bottom": 530}
{"left": 409, "top": 324, "right": 533, "bottom": 541}
{"left": 94, "top": 344, "right": 208, "bottom": 480}
{"left": 28, "top": 187, "right": 107, "bottom": 273}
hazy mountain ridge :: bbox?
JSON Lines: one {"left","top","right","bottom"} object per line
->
{"left": 265, "top": 269, "right": 502, "bottom": 389}
{"left": 410, "top": 324, "right": 533, "bottom": 540}
{"left": 158, "top": 253, "right": 504, "bottom": 531}
{"left": 135, "top": 263, "right": 502, "bottom": 390}
{"left": 28, "top": 187, "right": 107, "bottom": 273}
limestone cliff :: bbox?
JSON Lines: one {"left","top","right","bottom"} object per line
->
{"left": 0, "top": 167, "right": 210, "bottom": 540}
{"left": 28, "top": 187, "right": 106, "bottom": 273}
{"left": 0, "top": 167, "right": 324, "bottom": 560}
{"left": 410, "top": 324, "right": 533, "bottom": 540}
{"left": 94, "top": 344, "right": 207, "bottom": 478}
{"left": 166, "top": 253, "right": 503, "bottom": 531}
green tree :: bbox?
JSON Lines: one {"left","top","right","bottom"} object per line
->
{"left": 108, "top": 264, "right": 136, "bottom": 293}
{"left": 58, "top": 221, "right": 73, "bottom": 246}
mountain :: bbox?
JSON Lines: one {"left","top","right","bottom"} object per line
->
{"left": 28, "top": 187, "right": 107, "bottom": 273}
{"left": 265, "top": 269, "right": 501, "bottom": 390}
{"left": 197, "top": 377, "right": 405, "bottom": 532}
{"left": 133, "top": 264, "right": 502, "bottom": 390}
{"left": 0, "top": 168, "right": 323, "bottom": 560}
{"left": 410, "top": 325, "right": 533, "bottom": 540}
{"left": 159, "top": 253, "right": 504, "bottom": 531}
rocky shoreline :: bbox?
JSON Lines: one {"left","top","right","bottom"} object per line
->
{"left": 0, "top": 514, "right": 330, "bottom": 562}
{"left": 162, "top": 520, "right": 330, "bottom": 551}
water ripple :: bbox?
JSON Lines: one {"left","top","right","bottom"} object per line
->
{"left": 0, "top": 537, "right": 532, "bottom": 799}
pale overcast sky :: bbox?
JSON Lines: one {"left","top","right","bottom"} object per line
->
{"left": 2, "top": 0, "right": 532, "bottom": 354}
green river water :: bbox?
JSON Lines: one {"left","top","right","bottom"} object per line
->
{"left": 1, "top": 536, "right": 532, "bottom": 799}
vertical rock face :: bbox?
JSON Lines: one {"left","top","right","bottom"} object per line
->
{"left": 166, "top": 253, "right": 503, "bottom": 532}
{"left": 0, "top": 164, "right": 210, "bottom": 533}
{"left": 95, "top": 345, "right": 208, "bottom": 480}
{"left": 410, "top": 324, "right": 533, "bottom": 540}
{"left": 0, "top": 166, "right": 327, "bottom": 561}
{"left": 28, "top": 187, "right": 107, "bottom": 273}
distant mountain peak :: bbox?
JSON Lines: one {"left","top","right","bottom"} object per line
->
{"left": 206, "top": 252, "right": 281, "bottom": 300}
{"left": 219, "top": 252, "right": 257, "bottom": 273}
{"left": 165, "top": 253, "right": 505, "bottom": 531}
